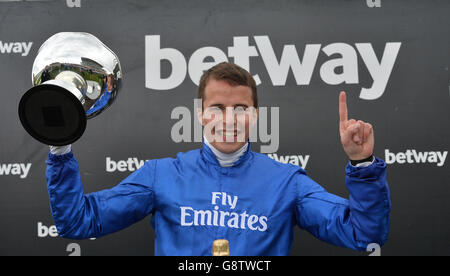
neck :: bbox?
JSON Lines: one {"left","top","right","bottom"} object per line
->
{"left": 203, "top": 136, "right": 248, "bottom": 167}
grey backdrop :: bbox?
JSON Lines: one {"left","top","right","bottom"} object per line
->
{"left": 0, "top": 0, "right": 449, "bottom": 256}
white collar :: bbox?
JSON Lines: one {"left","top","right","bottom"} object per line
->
{"left": 203, "top": 135, "right": 248, "bottom": 167}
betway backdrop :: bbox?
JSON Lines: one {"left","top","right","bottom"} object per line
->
{"left": 0, "top": 0, "right": 448, "bottom": 256}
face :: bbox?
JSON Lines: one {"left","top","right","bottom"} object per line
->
{"left": 198, "top": 78, "right": 258, "bottom": 154}
{"left": 107, "top": 75, "right": 113, "bottom": 92}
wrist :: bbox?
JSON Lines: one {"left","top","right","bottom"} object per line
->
{"left": 49, "top": 144, "right": 72, "bottom": 155}
{"left": 350, "top": 155, "right": 374, "bottom": 166}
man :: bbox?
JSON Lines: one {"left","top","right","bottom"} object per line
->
{"left": 41, "top": 66, "right": 51, "bottom": 83}
{"left": 86, "top": 74, "right": 113, "bottom": 116}
{"left": 46, "top": 62, "right": 391, "bottom": 256}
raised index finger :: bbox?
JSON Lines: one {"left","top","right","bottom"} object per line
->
{"left": 339, "top": 91, "right": 348, "bottom": 129}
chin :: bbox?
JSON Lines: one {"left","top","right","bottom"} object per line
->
{"left": 212, "top": 141, "right": 246, "bottom": 154}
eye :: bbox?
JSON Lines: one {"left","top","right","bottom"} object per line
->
{"left": 204, "top": 106, "right": 223, "bottom": 118}
{"left": 205, "top": 106, "right": 222, "bottom": 112}
{"left": 233, "top": 106, "right": 247, "bottom": 115}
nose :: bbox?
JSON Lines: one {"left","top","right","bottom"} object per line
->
{"left": 223, "top": 107, "right": 236, "bottom": 131}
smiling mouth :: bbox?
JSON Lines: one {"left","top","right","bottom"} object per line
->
{"left": 214, "top": 128, "right": 246, "bottom": 142}
{"left": 216, "top": 129, "right": 242, "bottom": 136}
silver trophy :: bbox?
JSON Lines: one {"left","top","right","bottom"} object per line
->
{"left": 18, "top": 32, "right": 122, "bottom": 146}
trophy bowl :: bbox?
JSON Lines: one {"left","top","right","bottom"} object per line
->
{"left": 18, "top": 32, "right": 122, "bottom": 146}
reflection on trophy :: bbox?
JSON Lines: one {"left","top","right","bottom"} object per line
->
{"left": 18, "top": 32, "right": 122, "bottom": 146}
{"left": 212, "top": 239, "right": 230, "bottom": 256}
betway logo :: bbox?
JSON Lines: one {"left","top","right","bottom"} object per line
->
{"left": 37, "top": 222, "right": 95, "bottom": 240}
{"left": 0, "top": 162, "right": 31, "bottom": 178}
{"left": 106, "top": 157, "right": 148, "bottom": 172}
{"left": 145, "top": 35, "right": 401, "bottom": 100}
{"left": 0, "top": 41, "right": 32, "bottom": 56}
{"left": 267, "top": 153, "right": 310, "bottom": 169}
{"left": 37, "top": 222, "right": 58, "bottom": 238}
{"left": 385, "top": 149, "right": 448, "bottom": 167}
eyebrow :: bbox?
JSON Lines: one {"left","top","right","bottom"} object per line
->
{"left": 207, "top": 103, "right": 250, "bottom": 108}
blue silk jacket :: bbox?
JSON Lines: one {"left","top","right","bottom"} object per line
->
{"left": 46, "top": 142, "right": 391, "bottom": 255}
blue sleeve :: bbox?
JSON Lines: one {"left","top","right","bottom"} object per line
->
{"left": 295, "top": 157, "right": 391, "bottom": 251}
{"left": 86, "top": 89, "right": 111, "bottom": 115}
{"left": 46, "top": 151, "right": 156, "bottom": 240}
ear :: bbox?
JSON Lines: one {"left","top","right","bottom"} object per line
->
{"left": 196, "top": 107, "right": 205, "bottom": 126}
{"left": 249, "top": 107, "right": 258, "bottom": 127}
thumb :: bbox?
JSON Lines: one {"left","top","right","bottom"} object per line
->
{"left": 346, "top": 123, "right": 362, "bottom": 144}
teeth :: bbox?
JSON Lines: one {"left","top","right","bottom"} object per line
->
{"left": 217, "top": 130, "right": 240, "bottom": 136}
{"left": 217, "top": 130, "right": 241, "bottom": 137}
